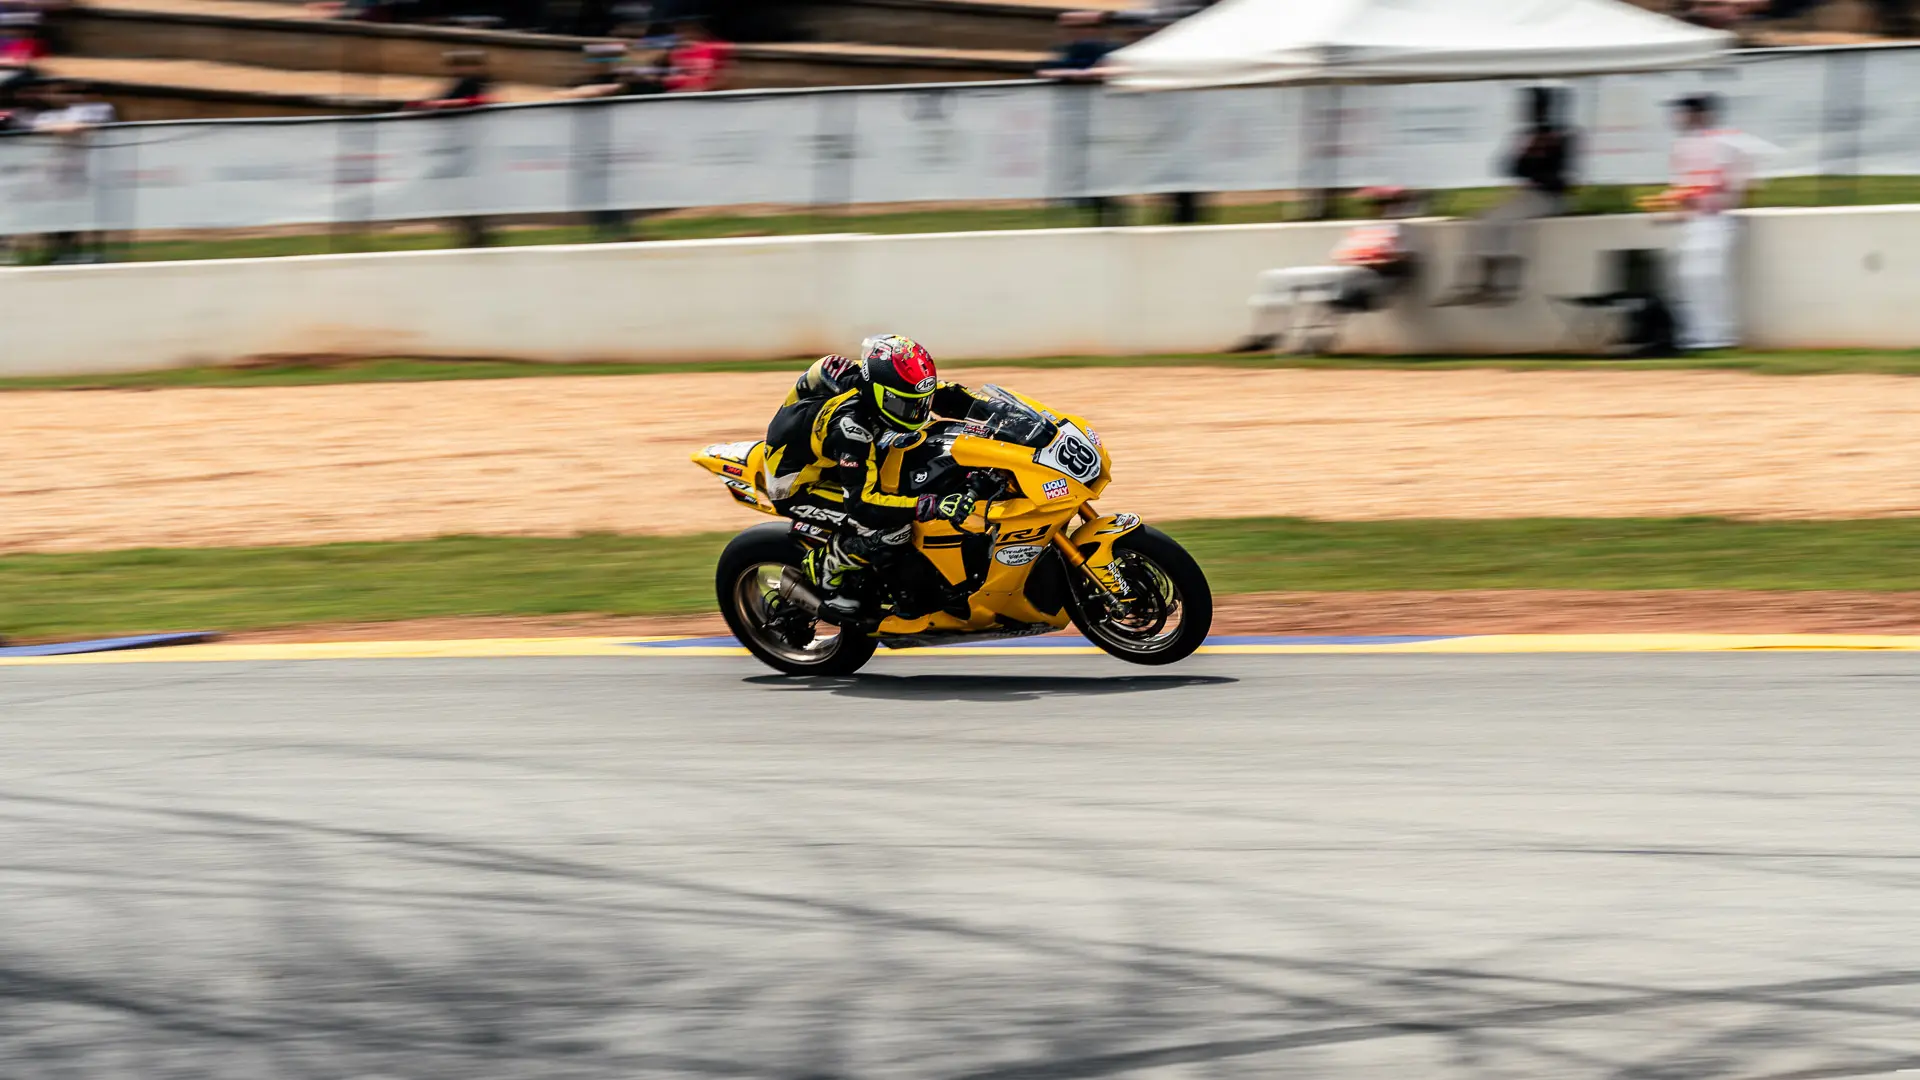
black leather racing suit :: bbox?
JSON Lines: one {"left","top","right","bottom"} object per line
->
{"left": 764, "top": 355, "right": 979, "bottom": 558}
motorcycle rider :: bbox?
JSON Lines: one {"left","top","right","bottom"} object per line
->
{"left": 764, "top": 334, "right": 983, "bottom": 624}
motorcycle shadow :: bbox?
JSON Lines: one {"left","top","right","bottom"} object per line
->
{"left": 743, "top": 673, "right": 1238, "bottom": 702}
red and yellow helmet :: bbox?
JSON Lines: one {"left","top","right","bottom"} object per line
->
{"left": 859, "top": 334, "right": 938, "bottom": 433}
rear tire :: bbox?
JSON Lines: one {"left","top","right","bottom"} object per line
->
{"left": 1064, "top": 526, "right": 1212, "bottom": 666}
{"left": 716, "top": 523, "right": 878, "bottom": 677}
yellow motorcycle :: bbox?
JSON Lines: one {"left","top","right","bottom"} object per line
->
{"left": 692, "top": 385, "right": 1212, "bottom": 675}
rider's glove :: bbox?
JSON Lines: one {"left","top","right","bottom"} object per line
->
{"left": 916, "top": 491, "right": 977, "bottom": 527}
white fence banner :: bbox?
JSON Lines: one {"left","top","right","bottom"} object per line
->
{"left": 1365, "top": 80, "right": 1526, "bottom": 192}
{"left": 185, "top": 121, "right": 342, "bottom": 227}
{"left": 1861, "top": 48, "right": 1920, "bottom": 176}
{"left": 372, "top": 106, "right": 576, "bottom": 219}
{"left": 605, "top": 92, "right": 818, "bottom": 209}
{"left": 1717, "top": 53, "right": 1829, "bottom": 178}
{"left": 1087, "top": 84, "right": 1304, "bottom": 196}
{"left": 847, "top": 83, "right": 1057, "bottom": 204}
{"left": 0, "top": 135, "right": 102, "bottom": 234}
{"left": 1, "top": 46, "right": 1917, "bottom": 236}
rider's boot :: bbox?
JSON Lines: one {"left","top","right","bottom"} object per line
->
{"left": 804, "top": 535, "right": 872, "bottom": 626}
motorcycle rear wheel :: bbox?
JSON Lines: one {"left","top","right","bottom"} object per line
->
{"left": 1064, "top": 526, "right": 1213, "bottom": 666}
{"left": 716, "top": 522, "right": 879, "bottom": 677}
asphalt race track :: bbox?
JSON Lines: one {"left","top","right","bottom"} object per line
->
{"left": 3, "top": 653, "right": 1919, "bottom": 1080}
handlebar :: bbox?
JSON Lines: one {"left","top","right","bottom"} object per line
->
{"left": 957, "top": 470, "right": 1010, "bottom": 535}
{"left": 967, "top": 470, "right": 1007, "bottom": 500}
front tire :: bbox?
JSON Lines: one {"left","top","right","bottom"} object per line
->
{"left": 1065, "top": 526, "right": 1213, "bottom": 666}
{"left": 716, "top": 523, "right": 878, "bottom": 676}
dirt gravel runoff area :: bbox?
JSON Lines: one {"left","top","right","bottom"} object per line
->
{"left": 5, "top": 367, "right": 1920, "bottom": 554}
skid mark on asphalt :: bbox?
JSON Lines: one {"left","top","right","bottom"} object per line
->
{"left": 946, "top": 969, "right": 1920, "bottom": 1080}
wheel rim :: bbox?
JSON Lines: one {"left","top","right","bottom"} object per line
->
{"left": 1080, "top": 551, "right": 1189, "bottom": 656}
{"left": 730, "top": 561, "right": 846, "bottom": 666}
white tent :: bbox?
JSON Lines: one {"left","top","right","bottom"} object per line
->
{"left": 1106, "top": 0, "right": 1732, "bottom": 91}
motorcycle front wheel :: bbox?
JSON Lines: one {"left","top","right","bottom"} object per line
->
{"left": 1064, "top": 525, "right": 1213, "bottom": 666}
{"left": 715, "top": 522, "right": 878, "bottom": 677}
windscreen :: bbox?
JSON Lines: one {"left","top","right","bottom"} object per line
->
{"left": 962, "top": 386, "right": 1059, "bottom": 450}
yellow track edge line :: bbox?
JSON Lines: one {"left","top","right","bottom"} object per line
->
{"left": 6, "top": 634, "right": 1920, "bottom": 666}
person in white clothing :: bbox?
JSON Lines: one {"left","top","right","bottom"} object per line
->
{"left": 1658, "top": 93, "right": 1753, "bottom": 351}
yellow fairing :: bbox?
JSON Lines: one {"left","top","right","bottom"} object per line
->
{"left": 947, "top": 428, "right": 1109, "bottom": 507}
{"left": 877, "top": 503, "right": 1081, "bottom": 636}
{"left": 877, "top": 397, "right": 1114, "bottom": 636}
{"left": 996, "top": 392, "right": 1114, "bottom": 496}
{"left": 691, "top": 440, "right": 778, "bottom": 516}
{"left": 1068, "top": 513, "right": 1145, "bottom": 596}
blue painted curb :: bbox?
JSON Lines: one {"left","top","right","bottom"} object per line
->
{"left": 0, "top": 632, "right": 221, "bottom": 659}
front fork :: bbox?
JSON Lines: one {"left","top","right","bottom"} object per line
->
{"left": 1052, "top": 504, "right": 1141, "bottom": 614}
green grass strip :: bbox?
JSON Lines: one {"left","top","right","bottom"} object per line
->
{"left": 4, "top": 518, "right": 1919, "bottom": 641}
{"left": 0, "top": 534, "right": 726, "bottom": 641}
{"left": 8, "top": 349, "right": 1920, "bottom": 393}
{"left": 1173, "top": 518, "right": 1920, "bottom": 593}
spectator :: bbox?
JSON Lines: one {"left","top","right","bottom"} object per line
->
{"left": 1037, "top": 10, "right": 1114, "bottom": 82}
{"left": 1438, "top": 84, "right": 1578, "bottom": 307}
{"left": 30, "top": 77, "right": 114, "bottom": 263}
{"left": 28, "top": 74, "right": 109, "bottom": 129}
{"left": 663, "top": 19, "right": 731, "bottom": 93}
{"left": 409, "top": 52, "right": 494, "bottom": 246}
{"left": 561, "top": 42, "right": 665, "bottom": 240}
{"left": 1233, "top": 187, "right": 1422, "bottom": 353}
{"left": 1039, "top": 11, "right": 1122, "bottom": 225}
{"left": 0, "top": 13, "right": 47, "bottom": 64}
{"left": 1121, "top": 11, "right": 1198, "bottom": 224}
{"left": 409, "top": 49, "right": 494, "bottom": 110}
{"left": 1089, "top": 9, "right": 1206, "bottom": 224}
{"left": 1644, "top": 92, "right": 1756, "bottom": 351}
{"left": 561, "top": 40, "right": 664, "bottom": 99}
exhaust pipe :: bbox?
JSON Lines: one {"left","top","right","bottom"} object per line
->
{"left": 778, "top": 572, "right": 826, "bottom": 616}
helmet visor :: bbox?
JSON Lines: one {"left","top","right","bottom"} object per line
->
{"left": 875, "top": 385, "right": 933, "bottom": 430}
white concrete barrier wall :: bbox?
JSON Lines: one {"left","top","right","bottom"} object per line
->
{"left": 1741, "top": 205, "right": 1920, "bottom": 350}
{"left": 0, "top": 236, "right": 854, "bottom": 375}
{"left": 0, "top": 207, "right": 1911, "bottom": 378}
